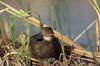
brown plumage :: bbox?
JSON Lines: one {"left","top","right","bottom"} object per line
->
{"left": 29, "top": 27, "right": 61, "bottom": 60}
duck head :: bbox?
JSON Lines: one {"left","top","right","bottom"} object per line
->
{"left": 41, "top": 27, "right": 54, "bottom": 42}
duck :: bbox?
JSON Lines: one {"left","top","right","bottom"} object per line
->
{"left": 29, "top": 27, "right": 61, "bottom": 60}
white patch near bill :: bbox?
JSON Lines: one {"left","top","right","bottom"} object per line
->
{"left": 44, "top": 36, "right": 52, "bottom": 41}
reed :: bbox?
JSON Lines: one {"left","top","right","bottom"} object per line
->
{"left": 88, "top": 0, "right": 100, "bottom": 52}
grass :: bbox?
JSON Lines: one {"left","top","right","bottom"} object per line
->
{"left": 0, "top": 0, "right": 100, "bottom": 66}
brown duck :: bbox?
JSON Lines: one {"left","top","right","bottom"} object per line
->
{"left": 29, "top": 27, "right": 61, "bottom": 60}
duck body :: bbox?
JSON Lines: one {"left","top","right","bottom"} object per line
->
{"left": 29, "top": 27, "right": 61, "bottom": 60}
{"left": 30, "top": 35, "right": 61, "bottom": 60}
{"left": 32, "top": 39, "right": 56, "bottom": 59}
